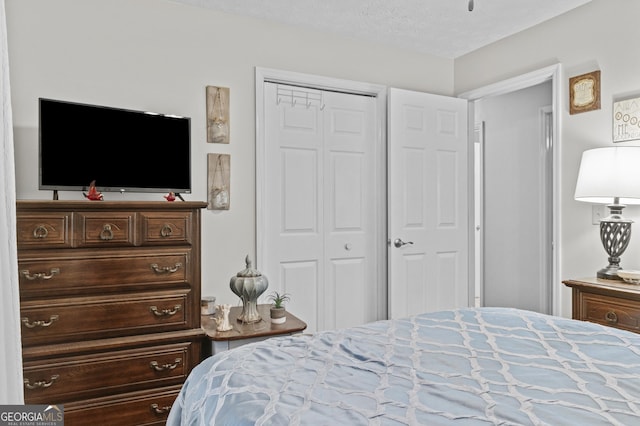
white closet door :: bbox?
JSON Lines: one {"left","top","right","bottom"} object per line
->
{"left": 387, "top": 88, "right": 469, "bottom": 319}
{"left": 262, "top": 83, "right": 379, "bottom": 332}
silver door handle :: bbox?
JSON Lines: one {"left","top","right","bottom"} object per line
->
{"left": 393, "top": 238, "right": 414, "bottom": 248}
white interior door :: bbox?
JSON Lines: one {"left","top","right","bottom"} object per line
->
{"left": 262, "top": 82, "right": 380, "bottom": 332}
{"left": 388, "top": 88, "right": 469, "bottom": 319}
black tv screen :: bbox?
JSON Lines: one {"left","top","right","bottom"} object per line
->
{"left": 39, "top": 98, "right": 191, "bottom": 194}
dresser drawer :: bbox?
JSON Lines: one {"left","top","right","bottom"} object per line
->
{"left": 19, "top": 249, "right": 190, "bottom": 297}
{"left": 21, "top": 291, "right": 192, "bottom": 346}
{"left": 63, "top": 385, "right": 181, "bottom": 426}
{"left": 16, "top": 212, "right": 72, "bottom": 249}
{"left": 24, "top": 342, "right": 198, "bottom": 404}
{"left": 140, "top": 211, "right": 193, "bottom": 246}
{"left": 581, "top": 293, "right": 640, "bottom": 332}
{"left": 75, "top": 211, "right": 136, "bottom": 247}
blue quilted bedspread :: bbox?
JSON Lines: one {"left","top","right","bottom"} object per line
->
{"left": 168, "top": 307, "right": 640, "bottom": 425}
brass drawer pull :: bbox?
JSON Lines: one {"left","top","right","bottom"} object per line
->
{"left": 150, "top": 358, "right": 182, "bottom": 372}
{"left": 20, "top": 268, "right": 60, "bottom": 281}
{"left": 605, "top": 311, "right": 618, "bottom": 323}
{"left": 160, "top": 224, "right": 173, "bottom": 237}
{"left": 21, "top": 315, "right": 59, "bottom": 328}
{"left": 150, "top": 305, "right": 181, "bottom": 317}
{"left": 33, "top": 225, "right": 49, "bottom": 239}
{"left": 151, "top": 262, "right": 182, "bottom": 274}
{"left": 100, "top": 224, "right": 114, "bottom": 240}
{"left": 24, "top": 375, "right": 59, "bottom": 390}
{"left": 150, "top": 403, "right": 171, "bottom": 415}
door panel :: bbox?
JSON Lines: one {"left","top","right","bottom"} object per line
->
{"left": 323, "top": 90, "right": 377, "bottom": 330}
{"left": 388, "top": 88, "right": 469, "bottom": 319}
{"left": 264, "top": 84, "right": 324, "bottom": 332}
{"left": 330, "top": 258, "right": 366, "bottom": 327}
{"left": 282, "top": 149, "right": 317, "bottom": 232}
{"left": 280, "top": 261, "right": 318, "bottom": 331}
{"left": 263, "top": 83, "right": 379, "bottom": 332}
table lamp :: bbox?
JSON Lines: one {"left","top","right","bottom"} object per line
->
{"left": 574, "top": 146, "right": 640, "bottom": 280}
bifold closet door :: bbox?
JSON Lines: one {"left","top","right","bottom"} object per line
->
{"left": 261, "top": 82, "right": 380, "bottom": 332}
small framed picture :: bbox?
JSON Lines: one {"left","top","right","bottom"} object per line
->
{"left": 569, "top": 71, "right": 600, "bottom": 115}
{"left": 613, "top": 96, "right": 640, "bottom": 142}
{"left": 207, "top": 153, "right": 230, "bottom": 210}
{"left": 206, "top": 86, "right": 230, "bottom": 144}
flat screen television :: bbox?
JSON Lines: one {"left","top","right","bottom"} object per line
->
{"left": 39, "top": 98, "right": 191, "bottom": 196}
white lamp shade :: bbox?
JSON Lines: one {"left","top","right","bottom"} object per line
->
{"left": 575, "top": 146, "right": 640, "bottom": 205}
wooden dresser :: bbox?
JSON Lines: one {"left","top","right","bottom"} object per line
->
{"left": 563, "top": 277, "right": 640, "bottom": 334}
{"left": 16, "top": 200, "right": 207, "bottom": 425}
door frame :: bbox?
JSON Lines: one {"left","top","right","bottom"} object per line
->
{"left": 458, "top": 63, "right": 562, "bottom": 316}
{"left": 473, "top": 121, "right": 484, "bottom": 307}
{"left": 254, "top": 67, "right": 388, "bottom": 319}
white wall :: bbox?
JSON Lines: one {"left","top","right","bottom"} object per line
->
{"left": 10, "top": 0, "right": 630, "bottom": 318}
{"left": 5, "top": 0, "right": 453, "bottom": 305}
{"left": 455, "top": 0, "right": 640, "bottom": 316}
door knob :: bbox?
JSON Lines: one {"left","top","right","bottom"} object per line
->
{"left": 393, "top": 238, "right": 414, "bottom": 248}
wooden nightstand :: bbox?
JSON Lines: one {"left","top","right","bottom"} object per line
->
{"left": 201, "top": 304, "right": 307, "bottom": 356}
{"left": 563, "top": 277, "right": 640, "bottom": 334}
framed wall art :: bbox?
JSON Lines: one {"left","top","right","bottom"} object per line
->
{"left": 613, "top": 96, "right": 640, "bottom": 142}
{"left": 207, "top": 153, "right": 230, "bottom": 210}
{"left": 569, "top": 70, "right": 600, "bottom": 115}
{"left": 206, "top": 86, "right": 230, "bottom": 144}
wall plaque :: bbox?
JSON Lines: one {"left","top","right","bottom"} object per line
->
{"left": 569, "top": 71, "right": 600, "bottom": 115}
{"left": 613, "top": 96, "right": 640, "bottom": 142}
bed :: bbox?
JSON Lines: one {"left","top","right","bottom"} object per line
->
{"left": 168, "top": 307, "right": 640, "bottom": 425}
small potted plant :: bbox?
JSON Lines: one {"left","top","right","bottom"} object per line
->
{"left": 268, "top": 291, "right": 290, "bottom": 324}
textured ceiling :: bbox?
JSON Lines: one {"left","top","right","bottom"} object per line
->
{"left": 169, "top": 0, "right": 592, "bottom": 58}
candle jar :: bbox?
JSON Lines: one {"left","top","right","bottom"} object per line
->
{"left": 201, "top": 296, "right": 216, "bottom": 316}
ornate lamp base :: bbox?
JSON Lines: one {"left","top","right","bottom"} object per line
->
{"left": 597, "top": 264, "right": 624, "bottom": 280}
{"left": 598, "top": 203, "right": 632, "bottom": 281}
